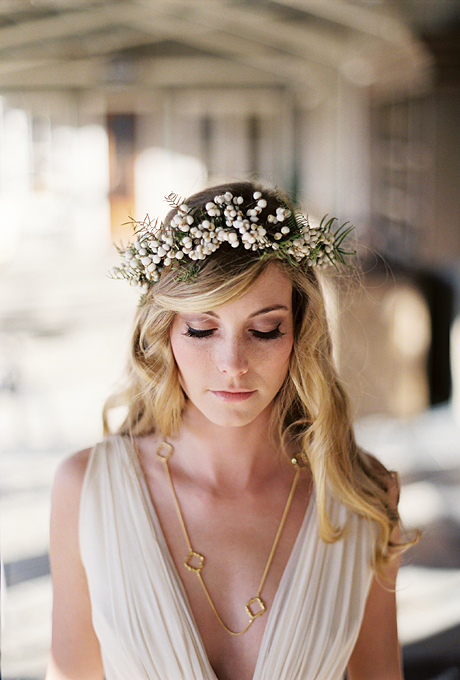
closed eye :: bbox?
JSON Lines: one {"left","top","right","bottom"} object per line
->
{"left": 184, "top": 324, "right": 285, "bottom": 340}
{"left": 184, "top": 326, "right": 215, "bottom": 338}
{"left": 251, "top": 324, "right": 284, "bottom": 340}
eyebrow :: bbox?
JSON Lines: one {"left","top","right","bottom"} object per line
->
{"left": 203, "top": 305, "right": 289, "bottom": 319}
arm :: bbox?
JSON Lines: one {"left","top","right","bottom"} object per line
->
{"left": 45, "top": 449, "right": 104, "bottom": 680}
{"left": 347, "top": 473, "right": 403, "bottom": 680}
{"left": 347, "top": 562, "right": 402, "bottom": 680}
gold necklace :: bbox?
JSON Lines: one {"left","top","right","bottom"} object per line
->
{"left": 156, "top": 441, "right": 301, "bottom": 636}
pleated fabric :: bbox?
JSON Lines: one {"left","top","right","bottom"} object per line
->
{"left": 80, "top": 436, "right": 374, "bottom": 680}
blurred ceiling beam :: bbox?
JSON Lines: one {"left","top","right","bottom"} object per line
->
{"left": 278, "top": 0, "right": 416, "bottom": 45}
{"left": 0, "top": 1, "right": 333, "bottom": 92}
{"left": 0, "top": 55, "right": 287, "bottom": 89}
{"left": 0, "top": 2, "right": 161, "bottom": 51}
{"left": 129, "top": 5, "right": 334, "bottom": 89}
{"left": 136, "top": 0, "right": 345, "bottom": 67}
{"left": 0, "top": 0, "right": 431, "bottom": 92}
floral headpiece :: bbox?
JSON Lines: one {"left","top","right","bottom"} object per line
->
{"left": 112, "top": 189, "right": 354, "bottom": 292}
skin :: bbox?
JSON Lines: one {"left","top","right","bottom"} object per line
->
{"left": 46, "top": 264, "right": 403, "bottom": 680}
{"left": 169, "top": 264, "right": 294, "bottom": 432}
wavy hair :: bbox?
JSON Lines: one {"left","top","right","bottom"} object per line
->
{"left": 104, "top": 181, "right": 414, "bottom": 575}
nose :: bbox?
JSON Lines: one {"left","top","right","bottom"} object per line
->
{"left": 217, "top": 336, "right": 249, "bottom": 376}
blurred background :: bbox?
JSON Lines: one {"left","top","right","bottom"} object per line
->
{"left": 0, "top": 1, "right": 459, "bottom": 678}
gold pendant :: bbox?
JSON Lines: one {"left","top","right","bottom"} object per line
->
{"left": 185, "top": 550, "right": 205, "bottom": 573}
{"left": 245, "top": 596, "right": 266, "bottom": 620}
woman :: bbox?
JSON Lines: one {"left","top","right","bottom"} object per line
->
{"left": 47, "top": 182, "right": 408, "bottom": 680}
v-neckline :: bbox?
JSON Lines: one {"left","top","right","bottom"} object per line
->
{"left": 125, "top": 435, "right": 316, "bottom": 680}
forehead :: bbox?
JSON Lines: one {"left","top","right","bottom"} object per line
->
{"left": 238, "top": 265, "right": 292, "bottom": 302}
{"left": 195, "top": 265, "right": 293, "bottom": 318}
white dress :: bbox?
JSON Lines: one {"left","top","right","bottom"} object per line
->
{"left": 79, "top": 436, "right": 374, "bottom": 680}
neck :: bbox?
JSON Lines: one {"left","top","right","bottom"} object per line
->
{"left": 168, "top": 403, "right": 286, "bottom": 493}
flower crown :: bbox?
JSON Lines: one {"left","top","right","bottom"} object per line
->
{"left": 112, "top": 189, "right": 354, "bottom": 292}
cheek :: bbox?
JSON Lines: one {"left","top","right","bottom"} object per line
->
{"left": 170, "top": 333, "right": 208, "bottom": 383}
{"left": 258, "top": 336, "right": 293, "bottom": 383}
{"left": 169, "top": 327, "right": 187, "bottom": 375}
{"left": 278, "top": 335, "right": 294, "bottom": 378}
{"left": 275, "top": 333, "right": 294, "bottom": 365}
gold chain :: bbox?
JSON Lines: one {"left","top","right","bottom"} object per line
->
{"left": 156, "top": 441, "right": 300, "bottom": 636}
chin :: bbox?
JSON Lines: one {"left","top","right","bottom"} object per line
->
{"left": 208, "top": 414, "right": 259, "bottom": 428}
{"left": 201, "top": 401, "right": 273, "bottom": 429}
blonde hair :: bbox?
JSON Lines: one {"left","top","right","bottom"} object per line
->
{"left": 104, "top": 182, "right": 413, "bottom": 575}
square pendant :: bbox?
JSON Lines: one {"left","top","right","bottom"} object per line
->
{"left": 156, "top": 442, "right": 173, "bottom": 461}
{"left": 245, "top": 596, "right": 266, "bottom": 620}
{"left": 185, "top": 550, "right": 205, "bottom": 573}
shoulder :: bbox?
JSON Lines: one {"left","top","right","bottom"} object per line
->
{"left": 52, "top": 437, "right": 124, "bottom": 497}
{"left": 50, "top": 447, "right": 96, "bottom": 544}
{"left": 52, "top": 447, "right": 92, "bottom": 501}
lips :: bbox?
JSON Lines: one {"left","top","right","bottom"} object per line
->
{"left": 210, "top": 390, "right": 256, "bottom": 402}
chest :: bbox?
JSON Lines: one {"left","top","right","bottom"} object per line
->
{"left": 145, "top": 470, "right": 310, "bottom": 680}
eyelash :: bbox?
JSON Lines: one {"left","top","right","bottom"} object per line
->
{"left": 184, "top": 324, "right": 284, "bottom": 341}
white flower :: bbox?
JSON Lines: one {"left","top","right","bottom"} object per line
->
{"left": 115, "top": 193, "right": 350, "bottom": 298}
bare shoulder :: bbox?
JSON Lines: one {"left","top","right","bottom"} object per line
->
{"left": 54, "top": 447, "right": 92, "bottom": 484}
{"left": 50, "top": 447, "right": 94, "bottom": 549}
{"left": 52, "top": 447, "right": 93, "bottom": 499}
